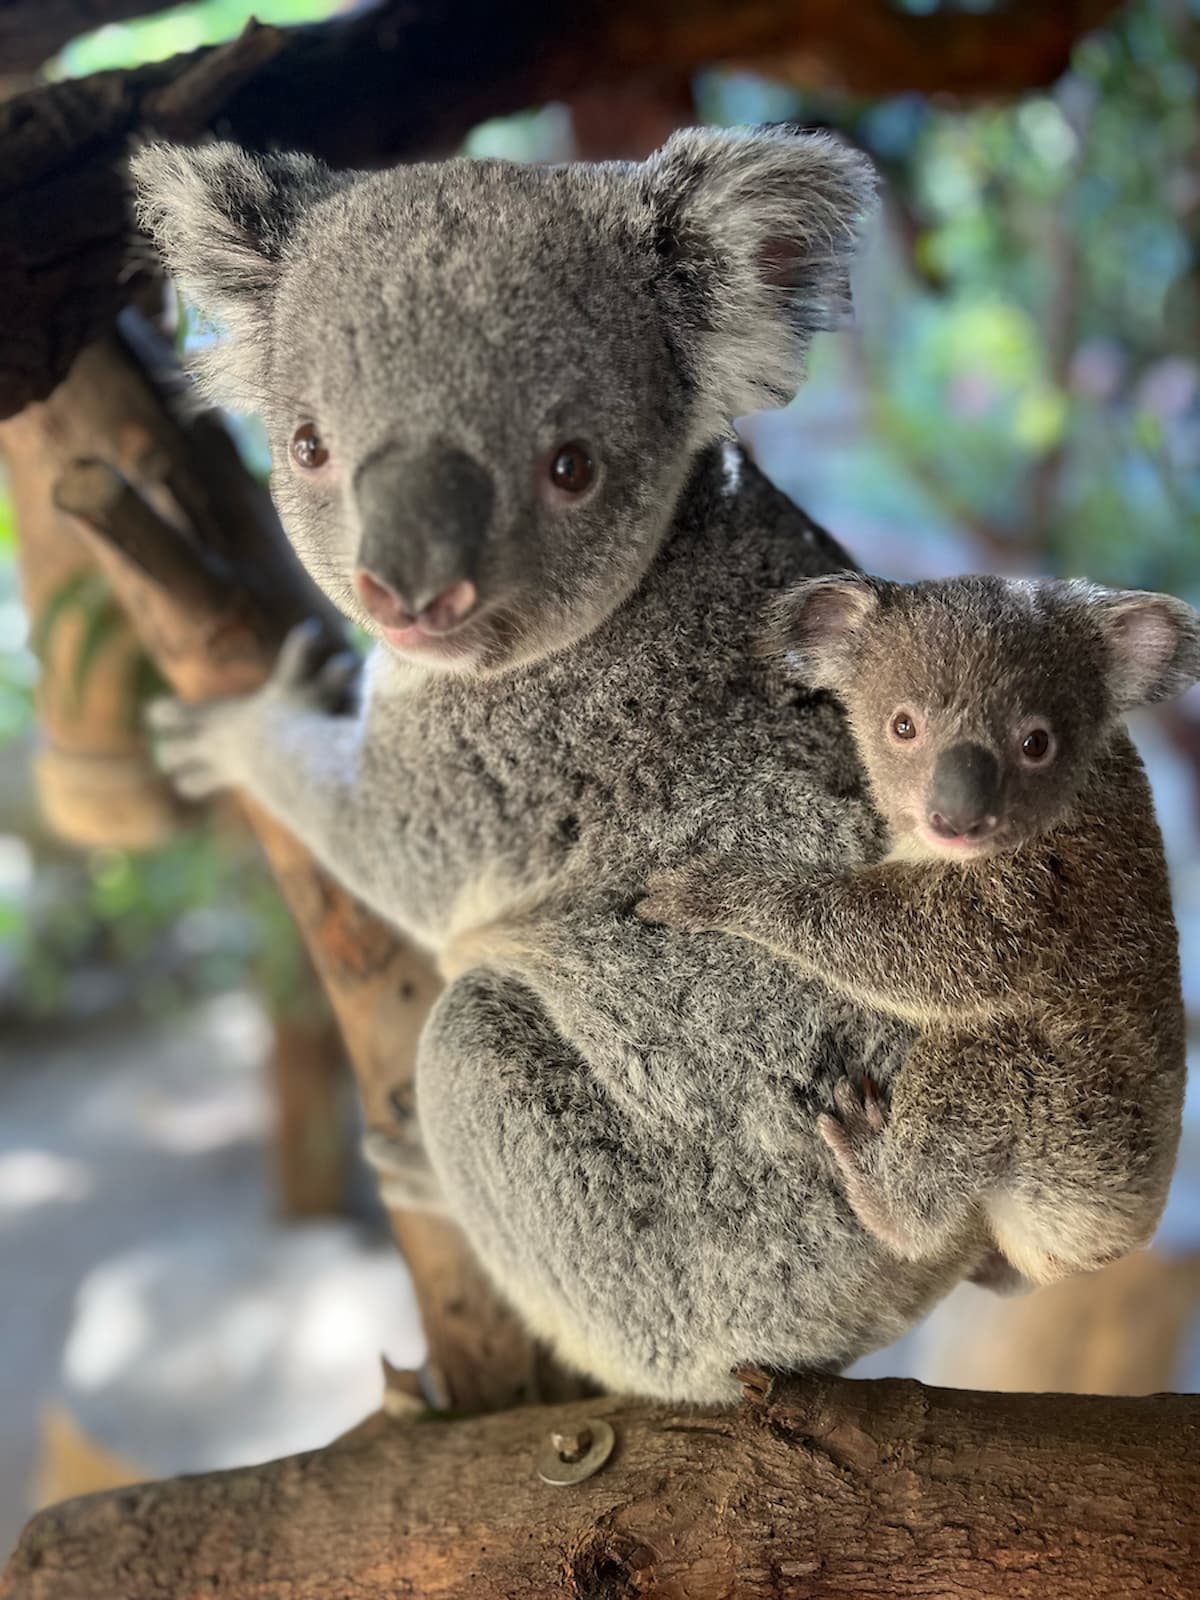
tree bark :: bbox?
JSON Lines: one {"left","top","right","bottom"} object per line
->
{"left": 4, "top": 1372, "right": 1198, "bottom": 1599}
{"left": 0, "top": 0, "right": 1122, "bottom": 416}
{"left": 0, "top": 310, "right": 587, "bottom": 1413}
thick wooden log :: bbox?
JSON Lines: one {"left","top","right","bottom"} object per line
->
{"left": 0, "top": 0, "right": 1122, "bottom": 416}
{"left": 0, "top": 311, "right": 587, "bottom": 1412}
{"left": 4, "top": 1373, "right": 1198, "bottom": 1599}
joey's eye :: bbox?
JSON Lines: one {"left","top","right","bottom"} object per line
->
{"left": 291, "top": 423, "right": 329, "bottom": 470}
{"left": 549, "top": 442, "right": 594, "bottom": 495}
{"left": 1020, "top": 726, "right": 1055, "bottom": 764}
{"left": 890, "top": 711, "right": 919, "bottom": 742}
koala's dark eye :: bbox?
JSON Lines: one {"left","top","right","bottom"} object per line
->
{"left": 1020, "top": 726, "right": 1055, "bottom": 764}
{"left": 890, "top": 711, "right": 919, "bottom": 742}
{"left": 549, "top": 442, "right": 594, "bottom": 495}
{"left": 291, "top": 423, "right": 329, "bottom": 470}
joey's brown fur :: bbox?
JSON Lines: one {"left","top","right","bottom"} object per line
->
{"left": 642, "top": 574, "right": 1199, "bottom": 1285}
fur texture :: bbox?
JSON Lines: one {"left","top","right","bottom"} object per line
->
{"left": 642, "top": 574, "right": 1196, "bottom": 1287}
{"left": 133, "top": 128, "right": 1175, "bottom": 1401}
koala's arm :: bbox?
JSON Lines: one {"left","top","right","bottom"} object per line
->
{"left": 640, "top": 857, "right": 1050, "bottom": 1025}
{"left": 150, "top": 626, "right": 414, "bottom": 924}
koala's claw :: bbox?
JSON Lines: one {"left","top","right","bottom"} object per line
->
{"left": 819, "top": 1078, "right": 925, "bottom": 1260}
{"left": 272, "top": 620, "right": 362, "bottom": 714}
{"left": 817, "top": 1075, "right": 887, "bottom": 1173}
{"left": 636, "top": 858, "right": 732, "bottom": 932}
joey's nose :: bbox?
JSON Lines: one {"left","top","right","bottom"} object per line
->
{"left": 928, "top": 743, "right": 1001, "bottom": 842}
{"left": 354, "top": 568, "right": 478, "bottom": 634}
{"left": 928, "top": 809, "right": 999, "bottom": 842}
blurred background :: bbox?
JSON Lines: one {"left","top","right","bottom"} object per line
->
{"left": 1, "top": 0, "right": 1198, "bottom": 1557}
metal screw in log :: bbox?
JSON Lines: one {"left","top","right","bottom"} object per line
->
{"left": 535, "top": 1419, "right": 615, "bottom": 1486}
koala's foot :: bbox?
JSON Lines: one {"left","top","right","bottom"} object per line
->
{"left": 816, "top": 1076, "right": 916, "bottom": 1256}
{"left": 148, "top": 620, "right": 359, "bottom": 799}
{"left": 361, "top": 1128, "right": 447, "bottom": 1216}
{"left": 967, "top": 1247, "right": 1031, "bottom": 1297}
{"left": 636, "top": 857, "right": 743, "bottom": 934}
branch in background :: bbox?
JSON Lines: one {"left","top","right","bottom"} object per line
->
{"left": 0, "top": 0, "right": 1123, "bottom": 417}
{"left": 4, "top": 1372, "right": 1198, "bottom": 1599}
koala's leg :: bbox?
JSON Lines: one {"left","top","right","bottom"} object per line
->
{"left": 985, "top": 1030, "right": 1174, "bottom": 1286}
{"left": 818, "top": 1021, "right": 1041, "bottom": 1266}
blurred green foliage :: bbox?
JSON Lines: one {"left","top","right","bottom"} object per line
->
{"left": 0, "top": 0, "right": 1197, "bottom": 1022}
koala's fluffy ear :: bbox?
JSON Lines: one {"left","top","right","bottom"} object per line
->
{"left": 131, "top": 142, "right": 339, "bottom": 400}
{"left": 642, "top": 126, "right": 877, "bottom": 422}
{"left": 1089, "top": 588, "right": 1200, "bottom": 710}
{"left": 760, "top": 571, "right": 881, "bottom": 686}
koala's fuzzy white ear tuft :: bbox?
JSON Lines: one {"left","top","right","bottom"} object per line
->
{"left": 1090, "top": 588, "right": 1200, "bottom": 710}
{"left": 760, "top": 571, "right": 881, "bottom": 685}
{"left": 130, "top": 142, "right": 339, "bottom": 402}
{"left": 643, "top": 125, "right": 877, "bottom": 425}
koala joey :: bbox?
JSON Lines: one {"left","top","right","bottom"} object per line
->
{"left": 642, "top": 572, "right": 1198, "bottom": 1289}
{"left": 131, "top": 123, "right": 1185, "bottom": 1403}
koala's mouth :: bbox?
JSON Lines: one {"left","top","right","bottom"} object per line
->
{"left": 378, "top": 606, "right": 495, "bottom": 664}
{"left": 915, "top": 824, "right": 1006, "bottom": 861}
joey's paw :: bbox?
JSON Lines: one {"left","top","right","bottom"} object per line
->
{"left": 268, "top": 619, "right": 361, "bottom": 715}
{"left": 636, "top": 857, "right": 738, "bottom": 933}
{"left": 818, "top": 1077, "right": 917, "bottom": 1258}
{"left": 817, "top": 1075, "right": 887, "bottom": 1175}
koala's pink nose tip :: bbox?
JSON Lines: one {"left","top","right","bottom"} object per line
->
{"left": 354, "top": 567, "right": 413, "bottom": 629}
{"left": 929, "top": 811, "right": 999, "bottom": 842}
{"left": 416, "top": 579, "right": 478, "bottom": 635}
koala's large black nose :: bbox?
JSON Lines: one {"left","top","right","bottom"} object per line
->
{"left": 928, "top": 743, "right": 1001, "bottom": 841}
{"left": 354, "top": 443, "right": 492, "bottom": 621}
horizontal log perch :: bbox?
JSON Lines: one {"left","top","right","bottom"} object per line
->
{"left": 4, "top": 1372, "right": 1198, "bottom": 1599}
{"left": 0, "top": 0, "right": 1122, "bottom": 415}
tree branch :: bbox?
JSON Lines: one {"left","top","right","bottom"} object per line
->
{"left": 4, "top": 1373, "right": 1198, "bottom": 1599}
{"left": 0, "top": 0, "right": 1123, "bottom": 416}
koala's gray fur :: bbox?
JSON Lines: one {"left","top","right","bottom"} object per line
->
{"left": 132, "top": 127, "right": 1167, "bottom": 1402}
{"left": 643, "top": 574, "right": 1196, "bottom": 1288}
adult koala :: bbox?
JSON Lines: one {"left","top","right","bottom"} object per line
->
{"left": 135, "top": 128, "right": 966, "bottom": 1402}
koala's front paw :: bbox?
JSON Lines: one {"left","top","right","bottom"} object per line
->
{"left": 147, "top": 621, "right": 358, "bottom": 801}
{"left": 147, "top": 693, "right": 247, "bottom": 800}
{"left": 636, "top": 857, "right": 738, "bottom": 933}
{"left": 265, "top": 618, "right": 362, "bottom": 716}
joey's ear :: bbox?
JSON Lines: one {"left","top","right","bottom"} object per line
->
{"left": 642, "top": 125, "right": 877, "bottom": 421}
{"left": 131, "top": 142, "right": 342, "bottom": 399}
{"left": 1090, "top": 588, "right": 1200, "bottom": 710}
{"left": 760, "top": 572, "right": 882, "bottom": 686}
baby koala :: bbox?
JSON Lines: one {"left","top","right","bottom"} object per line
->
{"left": 641, "top": 573, "right": 1199, "bottom": 1287}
